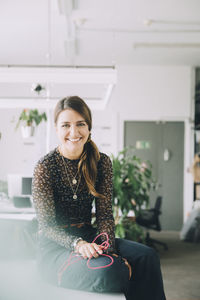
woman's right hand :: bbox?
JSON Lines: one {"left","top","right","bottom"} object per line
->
{"left": 75, "top": 240, "right": 103, "bottom": 259}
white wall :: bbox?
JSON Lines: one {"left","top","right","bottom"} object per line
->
{"left": 0, "top": 109, "right": 46, "bottom": 180}
{"left": 109, "top": 65, "right": 191, "bottom": 118}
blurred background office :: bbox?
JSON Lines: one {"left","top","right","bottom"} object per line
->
{"left": 0, "top": 1, "right": 200, "bottom": 300}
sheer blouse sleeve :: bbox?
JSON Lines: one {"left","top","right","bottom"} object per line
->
{"left": 32, "top": 160, "right": 81, "bottom": 251}
{"left": 95, "top": 154, "right": 116, "bottom": 252}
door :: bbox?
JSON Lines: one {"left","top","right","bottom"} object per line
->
{"left": 124, "top": 121, "right": 184, "bottom": 230}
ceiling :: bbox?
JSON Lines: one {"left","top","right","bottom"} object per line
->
{"left": 0, "top": 0, "right": 200, "bottom": 108}
{"left": 1, "top": 0, "right": 200, "bottom": 67}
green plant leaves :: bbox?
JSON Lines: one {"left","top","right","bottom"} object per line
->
{"left": 111, "top": 147, "right": 156, "bottom": 241}
{"left": 15, "top": 109, "right": 47, "bottom": 129}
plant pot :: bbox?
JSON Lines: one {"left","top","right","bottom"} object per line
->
{"left": 21, "top": 125, "right": 35, "bottom": 138}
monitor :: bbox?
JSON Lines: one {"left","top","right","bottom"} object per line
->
{"left": 7, "top": 174, "right": 33, "bottom": 198}
{"left": 21, "top": 177, "right": 32, "bottom": 195}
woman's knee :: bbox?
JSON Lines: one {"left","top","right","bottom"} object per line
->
{"left": 135, "top": 245, "right": 162, "bottom": 280}
{"left": 117, "top": 238, "right": 157, "bottom": 260}
{"left": 136, "top": 244, "right": 159, "bottom": 265}
{"left": 91, "top": 255, "right": 129, "bottom": 292}
{"left": 142, "top": 244, "right": 157, "bottom": 257}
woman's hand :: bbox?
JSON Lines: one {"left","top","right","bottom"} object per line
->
{"left": 75, "top": 241, "right": 103, "bottom": 259}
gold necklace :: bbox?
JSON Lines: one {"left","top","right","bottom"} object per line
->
{"left": 60, "top": 154, "right": 81, "bottom": 200}
{"left": 58, "top": 146, "right": 79, "bottom": 184}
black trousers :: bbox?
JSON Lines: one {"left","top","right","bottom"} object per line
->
{"left": 37, "top": 226, "right": 166, "bottom": 300}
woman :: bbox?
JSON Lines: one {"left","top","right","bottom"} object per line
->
{"left": 32, "top": 96, "right": 166, "bottom": 300}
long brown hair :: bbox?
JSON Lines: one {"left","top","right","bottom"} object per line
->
{"left": 54, "top": 96, "right": 105, "bottom": 199}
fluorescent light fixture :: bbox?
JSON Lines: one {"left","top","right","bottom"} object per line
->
{"left": 143, "top": 19, "right": 200, "bottom": 26}
{"left": 133, "top": 42, "right": 200, "bottom": 49}
{"left": 0, "top": 66, "right": 117, "bottom": 110}
{"left": 0, "top": 66, "right": 117, "bottom": 84}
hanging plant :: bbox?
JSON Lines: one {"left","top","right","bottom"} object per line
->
{"left": 16, "top": 109, "right": 47, "bottom": 128}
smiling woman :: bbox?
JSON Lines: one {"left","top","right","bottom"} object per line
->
{"left": 32, "top": 96, "right": 166, "bottom": 300}
{"left": 55, "top": 109, "right": 90, "bottom": 160}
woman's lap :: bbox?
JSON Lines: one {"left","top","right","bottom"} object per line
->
{"left": 37, "top": 236, "right": 130, "bottom": 293}
{"left": 37, "top": 235, "right": 165, "bottom": 299}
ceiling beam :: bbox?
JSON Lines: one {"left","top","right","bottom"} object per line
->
{"left": 0, "top": 66, "right": 117, "bottom": 84}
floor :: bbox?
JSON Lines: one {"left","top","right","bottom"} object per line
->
{"left": 150, "top": 230, "right": 200, "bottom": 300}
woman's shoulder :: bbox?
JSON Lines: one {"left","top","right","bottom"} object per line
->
{"left": 99, "top": 152, "right": 111, "bottom": 160}
{"left": 35, "top": 148, "right": 58, "bottom": 168}
{"left": 98, "top": 152, "right": 112, "bottom": 167}
{"left": 96, "top": 153, "right": 113, "bottom": 182}
{"left": 33, "top": 149, "right": 59, "bottom": 180}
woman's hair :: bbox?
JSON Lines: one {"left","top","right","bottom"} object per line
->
{"left": 54, "top": 96, "right": 105, "bottom": 199}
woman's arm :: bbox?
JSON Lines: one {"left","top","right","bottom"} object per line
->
{"left": 32, "top": 160, "right": 82, "bottom": 251}
{"left": 95, "top": 153, "right": 116, "bottom": 252}
{"left": 95, "top": 154, "right": 132, "bottom": 277}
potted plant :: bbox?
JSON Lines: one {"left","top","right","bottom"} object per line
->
{"left": 111, "top": 148, "right": 156, "bottom": 242}
{"left": 16, "top": 109, "right": 47, "bottom": 138}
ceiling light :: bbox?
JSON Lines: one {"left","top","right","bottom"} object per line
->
{"left": 0, "top": 66, "right": 116, "bottom": 84}
{"left": 0, "top": 66, "right": 117, "bottom": 110}
{"left": 133, "top": 42, "right": 200, "bottom": 49}
{"left": 143, "top": 19, "right": 200, "bottom": 26}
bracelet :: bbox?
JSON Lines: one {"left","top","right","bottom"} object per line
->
{"left": 72, "top": 237, "right": 83, "bottom": 252}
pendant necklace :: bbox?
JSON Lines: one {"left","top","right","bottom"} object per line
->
{"left": 72, "top": 177, "right": 77, "bottom": 185}
{"left": 60, "top": 154, "right": 81, "bottom": 200}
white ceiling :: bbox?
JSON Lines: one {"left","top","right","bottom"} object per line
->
{"left": 1, "top": 0, "right": 200, "bottom": 66}
{"left": 0, "top": 0, "right": 200, "bottom": 108}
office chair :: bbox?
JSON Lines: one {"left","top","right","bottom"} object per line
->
{"left": 136, "top": 196, "right": 168, "bottom": 250}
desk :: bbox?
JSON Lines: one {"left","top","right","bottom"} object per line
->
{"left": 0, "top": 204, "right": 37, "bottom": 259}
{"left": 0, "top": 213, "right": 36, "bottom": 221}
{"left": 0, "top": 201, "right": 35, "bottom": 214}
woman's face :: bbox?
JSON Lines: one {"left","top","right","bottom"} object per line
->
{"left": 56, "top": 109, "right": 90, "bottom": 159}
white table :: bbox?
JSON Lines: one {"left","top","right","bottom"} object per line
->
{"left": 0, "top": 260, "right": 125, "bottom": 300}
{"left": 0, "top": 204, "right": 37, "bottom": 258}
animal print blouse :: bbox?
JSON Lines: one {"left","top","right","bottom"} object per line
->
{"left": 32, "top": 148, "right": 115, "bottom": 252}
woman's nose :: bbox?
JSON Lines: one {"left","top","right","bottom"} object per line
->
{"left": 69, "top": 125, "right": 78, "bottom": 136}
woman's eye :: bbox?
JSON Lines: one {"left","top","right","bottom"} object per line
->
{"left": 61, "top": 122, "right": 86, "bottom": 128}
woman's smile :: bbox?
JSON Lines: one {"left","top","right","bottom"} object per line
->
{"left": 66, "top": 137, "right": 82, "bottom": 142}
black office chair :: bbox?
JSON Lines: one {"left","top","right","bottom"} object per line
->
{"left": 136, "top": 196, "right": 168, "bottom": 250}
